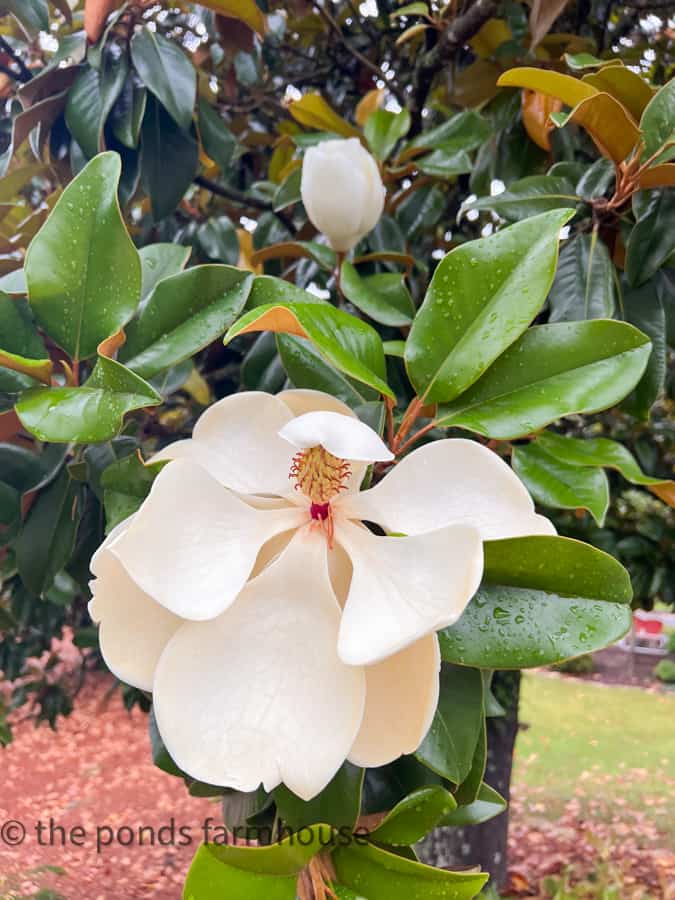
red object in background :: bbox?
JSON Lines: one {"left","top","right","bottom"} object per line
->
{"left": 633, "top": 614, "right": 664, "bottom": 635}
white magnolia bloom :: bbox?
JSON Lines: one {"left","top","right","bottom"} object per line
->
{"left": 89, "top": 390, "right": 553, "bottom": 801}
{"left": 301, "top": 138, "right": 385, "bottom": 252}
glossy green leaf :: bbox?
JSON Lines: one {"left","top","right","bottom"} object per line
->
{"left": 440, "top": 535, "right": 632, "bottom": 668}
{"left": 225, "top": 299, "right": 393, "bottom": 398}
{"left": 364, "top": 108, "right": 411, "bottom": 161}
{"left": 416, "top": 149, "right": 472, "bottom": 179}
{"left": 621, "top": 281, "right": 667, "bottom": 419}
{"left": 99, "top": 41, "right": 130, "bottom": 135}
{"left": 25, "top": 152, "right": 141, "bottom": 361}
{"left": 341, "top": 263, "right": 414, "bottom": 327}
{"left": 101, "top": 452, "right": 163, "bottom": 532}
{"left": 205, "top": 823, "right": 334, "bottom": 874}
{"left": 140, "top": 96, "right": 199, "bottom": 221}
{"left": 184, "top": 844, "right": 297, "bottom": 900}
{"left": 121, "top": 265, "right": 251, "bottom": 378}
{"left": 416, "top": 665, "right": 484, "bottom": 784}
{"left": 464, "top": 175, "right": 579, "bottom": 223}
{"left": 16, "top": 356, "right": 161, "bottom": 443}
{"left": 626, "top": 190, "right": 675, "bottom": 287}
{"left": 548, "top": 231, "right": 615, "bottom": 321}
{"left": 111, "top": 78, "right": 147, "bottom": 149}
{"left": 0, "top": 291, "right": 48, "bottom": 362}
{"left": 639, "top": 79, "right": 675, "bottom": 160}
{"left": 512, "top": 442, "right": 609, "bottom": 525}
{"left": 441, "top": 783, "right": 506, "bottom": 827}
{"left": 277, "top": 335, "right": 371, "bottom": 407}
{"left": 383, "top": 340, "right": 405, "bottom": 358}
{"left": 15, "top": 469, "right": 79, "bottom": 596}
{"left": 408, "top": 110, "right": 491, "bottom": 154}
{"left": 333, "top": 842, "right": 487, "bottom": 899}
{"left": 390, "top": 3, "right": 429, "bottom": 19}
{"left": 273, "top": 168, "right": 302, "bottom": 211}
{"left": 139, "top": 243, "right": 191, "bottom": 302}
{"left": 535, "top": 431, "right": 673, "bottom": 488}
{"left": 241, "top": 332, "right": 285, "bottom": 392}
{"left": 452, "top": 717, "right": 486, "bottom": 806}
{"left": 395, "top": 183, "right": 445, "bottom": 238}
{"left": 368, "top": 786, "right": 456, "bottom": 846}
{"left": 275, "top": 763, "right": 363, "bottom": 831}
{"left": 130, "top": 27, "right": 196, "bottom": 131}
{"left": 436, "top": 320, "right": 651, "bottom": 438}
{"left": 197, "top": 216, "right": 240, "bottom": 264}
{"left": 0, "top": 444, "right": 45, "bottom": 494}
{"left": 406, "top": 209, "right": 573, "bottom": 403}
{"left": 65, "top": 67, "right": 103, "bottom": 159}
{"left": 576, "top": 158, "right": 615, "bottom": 199}
{"left": 199, "top": 98, "right": 237, "bottom": 172}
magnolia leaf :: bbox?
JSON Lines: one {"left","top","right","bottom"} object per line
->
{"left": 364, "top": 108, "right": 411, "bottom": 161}
{"left": 15, "top": 468, "right": 79, "bottom": 596}
{"left": 184, "top": 845, "right": 297, "bottom": 900}
{"left": 368, "top": 786, "right": 456, "bottom": 846}
{"left": 529, "top": 0, "right": 570, "bottom": 49}
{"left": 225, "top": 297, "right": 393, "bottom": 398}
{"left": 639, "top": 79, "right": 675, "bottom": 161}
{"left": 440, "top": 535, "right": 632, "bottom": 668}
{"left": 333, "top": 843, "right": 488, "bottom": 899}
{"left": 25, "top": 152, "right": 141, "bottom": 361}
{"left": 288, "top": 93, "right": 359, "bottom": 137}
{"left": 340, "top": 263, "right": 415, "bottom": 327}
{"left": 441, "top": 783, "right": 506, "bottom": 827}
{"left": 497, "top": 67, "right": 597, "bottom": 107}
{"left": 120, "top": 266, "right": 252, "bottom": 379}
{"left": 416, "top": 665, "right": 484, "bottom": 785}
{"left": 139, "top": 243, "right": 191, "bottom": 301}
{"left": 548, "top": 231, "right": 615, "bottom": 321}
{"left": 583, "top": 66, "right": 654, "bottom": 121}
{"left": 355, "top": 88, "right": 385, "bottom": 126}
{"left": 16, "top": 356, "right": 161, "bottom": 443}
{"left": 535, "top": 431, "right": 674, "bottom": 495}
{"left": 512, "top": 442, "right": 610, "bottom": 525}
{"left": 406, "top": 209, "right": 573, "bottom": 403}
{"left": 201, "top": 0, "right": 266, "bottom": 35}
{"left": 436, "top": 320, "right": 651, "bottom": 438}
{"left": 130, "top": 28, "right": 196, "bottom": 131}
{"left": 275, "top": 763, "right": 363, "bottom": 831}
{"left": 461, "top": 175, "right": 580, "bottom": 222}
{"left": 551, "top": 92, "right": 641, "bottom": 163}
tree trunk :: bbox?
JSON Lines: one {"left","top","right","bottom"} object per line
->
{"left": 418, "top": 671, "right": 521, "bottom": 891}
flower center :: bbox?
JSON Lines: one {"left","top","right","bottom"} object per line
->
{"left": 289, "top": 445, "right": 351, "bottom": 504}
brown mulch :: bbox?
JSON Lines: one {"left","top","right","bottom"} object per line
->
{"left": 0, "top": 673, "right": 216, "bottom": 899}
{"left": 573, "top": 646, "right": 664, "bottom": 689}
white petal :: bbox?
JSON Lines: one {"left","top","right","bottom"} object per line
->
{"left": 111, "top": 459, "right": 306, "bottom": 620}
{"left": 152, "top": 527, "right": 366, "bottom": 800}
{"left": 336, "top": 519, "right": 483, "bottom": 666}
{"left": 150, "top": 391, "right": 297, "bottom": 494}
{"left": 349, "top": 635, "right": 440, "bottom": 768}
{"left": 278, "top": 388, "right": 358, "bottom": 419}
{"left": 89, "top": 550, "right": 183, "bottom": 692}
{"left": 340, "top": 438, "right": 555, "bottom": 540}
{"left": 90, "top": 514, "right": 135, "bottom": 575}
{"left": 279, "top": 411, "right": 393, "bottom": 462}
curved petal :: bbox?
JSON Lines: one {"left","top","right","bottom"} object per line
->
{"left": 89, "top": 551, "right": 183, "bottom": 692}
{"left": 279, "top": 411, "right": 393, "bottom": 462}
{"left": 277, "top": 389, "right": 357, "bottom": 419}
{"left": 89, "top": 514, "right": 135, "bottom": 575}
{"left": 339, "top": 439, "right": 555, "bottom": 540}
{"left": 349, "top": 635, "right": 440, "bottom": 768}
{"left": 335, "top": 519, "right": 483, "bottom": 666}
{"left": 111, "top": 459, "right": 307, "bottom": 621}
{"left": 150, "top": 391, "right": 297, "bottom": 494}
{"left": 152, "top": 527, "right": 366, "bottom": 800}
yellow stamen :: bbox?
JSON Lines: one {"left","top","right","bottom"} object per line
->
{"left": 289, "top": 445, "right": 351, "bottom": 504}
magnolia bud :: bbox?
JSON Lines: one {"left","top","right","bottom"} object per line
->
{"left": 301, "top": 138, "right": 385, "bottom": 253}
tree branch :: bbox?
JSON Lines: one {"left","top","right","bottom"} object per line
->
{"left": 194, "top": 175, "right": 295, "bottom": 232}
{"left": 409, "top": 0, "right": 498, "bottom": 133}
{"left": 0, "top": 36, "right": 32, "bottom": 83}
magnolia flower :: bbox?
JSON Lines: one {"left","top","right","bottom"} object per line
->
{"left": 89, "top": 390, "right": 553, "bottom": 801}
{"left": 301, "top": 138, "right": 385, "bottom": 252}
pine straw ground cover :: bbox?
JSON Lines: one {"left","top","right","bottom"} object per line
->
{"left": 0, "top": 671, "right": 674, "bottom": 899}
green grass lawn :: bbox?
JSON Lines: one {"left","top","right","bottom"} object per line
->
{"left": 512, "top": 673, "right": 675, "bottom": 835}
